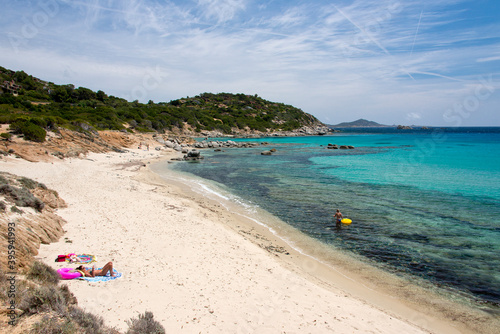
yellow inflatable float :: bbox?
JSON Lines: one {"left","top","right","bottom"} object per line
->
{"left": 341, "top": 218, "right": 352, "bottom": 224}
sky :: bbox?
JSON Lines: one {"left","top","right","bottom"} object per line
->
{"left": 1, "top": 0, "right": 499, "bottom": 126}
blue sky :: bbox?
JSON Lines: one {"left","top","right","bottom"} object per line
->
{"left": 1, "top": 0, "right": 499, "bottom": 126}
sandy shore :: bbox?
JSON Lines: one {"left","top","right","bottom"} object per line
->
{"left": 1, "top": 148, "right": 475, "bottom": 333}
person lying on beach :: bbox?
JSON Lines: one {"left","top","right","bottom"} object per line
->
{"left": 75, "top": 262, "right": 115, "bottom": 277}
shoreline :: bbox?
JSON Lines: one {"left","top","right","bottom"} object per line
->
{"left": 1, "top": 148, "right": 496, "bottom": 333}
{"left": 150, "top": 155, "right": 499, "bottom": 334}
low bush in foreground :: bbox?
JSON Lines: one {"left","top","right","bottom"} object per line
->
{"left": 30, "top": 315, "right": 76, "bottom": 334}
{"left": 27, "top": 261, "right": 60, "bottom": 285}
{"left": 19, "top": 285, "right": 68, "bottom": 316}
{"left": 126, "top": 311, "right": 165, "bottom": 334}
{"left": 68, "top": 306, "right": 107, "bottom": 334}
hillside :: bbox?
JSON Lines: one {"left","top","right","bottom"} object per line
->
{"left": 331, "top": 119, "right": 388, "bottom": 128}
{"left": 0, "top": 66, "right": 329, "bottom": 139}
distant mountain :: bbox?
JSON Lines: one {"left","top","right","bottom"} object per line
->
{"left": 330, "top": 119, "right": 389, "bottom": 128}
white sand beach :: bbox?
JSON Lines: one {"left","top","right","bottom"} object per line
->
{"left": 1, "top": 148, "right": 471, "bottom": 333}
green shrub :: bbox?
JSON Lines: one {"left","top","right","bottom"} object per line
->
{"left": 19, "top": 285, "right": 68, "bottom": 315}
{"left": 18, "top": 176, "right": 40, "bottom": 190}
{"left": 0, "top": 184, "right": 45, "bottom": 211}
{"left": 126, "top": 311, "right": 165, "bottom": 334}
{"left": 59, "top": 284, "right": 77, "bottom": 306}
{"left": 0, "top": 132, "right": 12, "bottom": 141}
{"left": 27, "top": 261, "right": 60, "bottom": 285}
{"left": 69, "top": 306, "right": 106, "bottom": 334}
{"left": 30, "top": 315, "right": 76, "bottom": 334}
{"left": 21, "top": 122, "right": 47, "bottom": 142}
{"left": 10, "top": 119, "right": 47, "bottom": 142}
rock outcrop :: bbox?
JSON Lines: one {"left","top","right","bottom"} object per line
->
{"left": 170, "top": 149, "right": 205, "bottom": 161}
{"left": 193, "top": 140, "right": 263, "bottom": 149}
{"left": 198, "top": 125, "right": 332, "bottom": 139}
{"left": 0, "top": 172, "right": 67, "bottom": 273}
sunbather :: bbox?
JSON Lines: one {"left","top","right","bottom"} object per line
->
{"left": 75, "top": 261, "right": 114, "bottom": 277}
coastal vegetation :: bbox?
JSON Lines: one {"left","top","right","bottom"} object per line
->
{"left": 0, "top": 66, "right": 323, "bottom": 141}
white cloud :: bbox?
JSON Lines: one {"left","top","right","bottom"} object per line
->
{"left": 1, "top": 0, "right": 499, "bottom": 125}
{"left": 477, "top": 55, "right": 500, "bottom": 63}
{"left": 196, "top": 0, "right": 246, "bottom": 23}
{"left": 406, "top": 112, "right": 422, "bottom": 121}
{"left": 268, "top": 7, "right": 308, "bottom": 28}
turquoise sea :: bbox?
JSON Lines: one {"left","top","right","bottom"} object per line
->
{"left": 156, "top": 127, "right": 500, "bottom": 310}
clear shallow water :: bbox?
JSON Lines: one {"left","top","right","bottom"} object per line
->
{"left": 166, "top": 127, "right": 500, "bottom": 307}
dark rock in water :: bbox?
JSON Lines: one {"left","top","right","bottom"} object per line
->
{"left": 173, "top": 149, "right": 204, "bottom": 161}
{"left": 270, "top": 148, "right": 277, "bottom": 152}
{"left": 261, "top": 151, "right": 272, "bottom": 155}
{"left": 328, "top": 143, "right": 353, "bottom": 149}
{"left": 187, "top": 150, "right": 201, "bottom": 158}
{"left": 184, "top": 156, "right": 204, "bottom": 161}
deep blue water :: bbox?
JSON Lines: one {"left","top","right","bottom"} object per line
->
{"left": 165, "top": 127, "right": 500, "bottom": 307}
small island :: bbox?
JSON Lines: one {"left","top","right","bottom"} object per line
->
{"left": 330, "top": 118, "right": 389, "bottom": 128}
